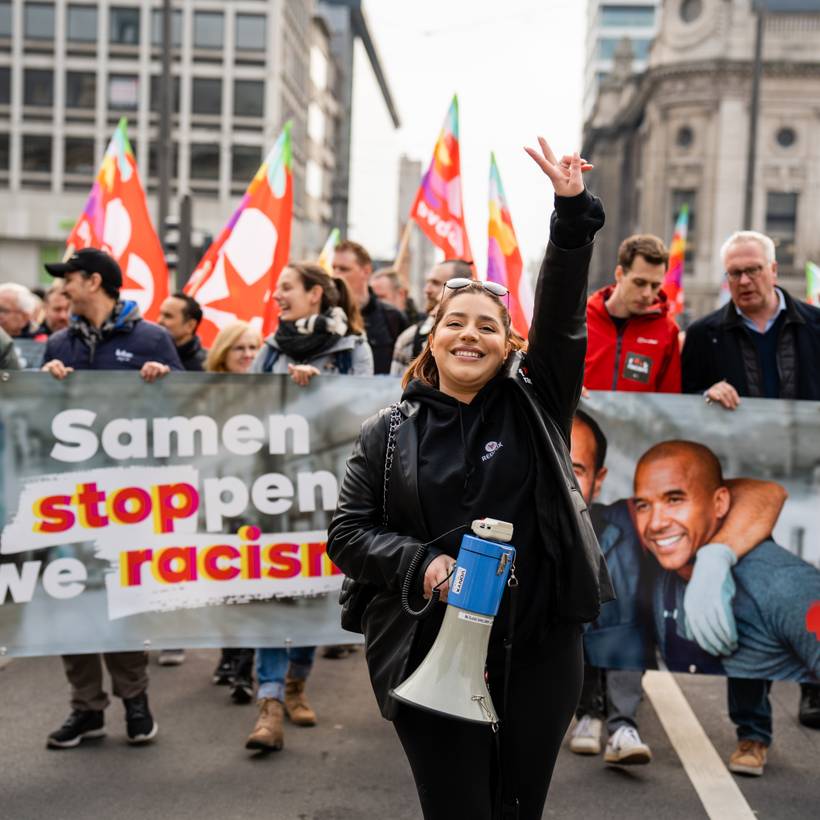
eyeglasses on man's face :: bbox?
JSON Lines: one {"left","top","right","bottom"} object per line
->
{"left": 725, "top": 264, "right": 766, "bottom": 281}
{"left": 442, "top": 278, "right": 509, "bottom": 298}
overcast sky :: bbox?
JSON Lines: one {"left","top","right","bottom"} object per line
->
{"left": 347, "top": 0, "right": 587, "bottom": 272}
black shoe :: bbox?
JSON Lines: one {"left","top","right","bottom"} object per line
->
{"left": 124, "top": 692, "right": 158, "bottom": 744}
{"left": 798, "top": 683, "right": 820, "bottom": 729}
{"left": 47, "top": 709, "right": 106, "bottom": 749}
{"left": 212, "top": 652, "right": 235, "bottom": 685}
{"left": 230, "top": 675, "right": 254, "bottom": 705}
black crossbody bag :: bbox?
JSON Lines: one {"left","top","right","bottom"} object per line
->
{"left": 338, "top": 403, "right": 402, "bottom": 633}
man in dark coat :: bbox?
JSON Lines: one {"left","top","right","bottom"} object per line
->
{"left": 333, "top": 240, "right": 408, "bottom": 374}
{"left": 158, "top": 291, "right": 207, "bottom": 372}
{"left": 40, "top": 247, "right": 181, "bottom": 749}
{"left": 681, "top": 229, "right": 820, "bottom": 775}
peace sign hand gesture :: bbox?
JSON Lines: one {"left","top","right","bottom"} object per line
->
{"left": 524, "top": 137, "right": 592, "bottom": 198}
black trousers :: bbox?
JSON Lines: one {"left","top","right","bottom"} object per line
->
{"left": 392, "top": 622, "right": 582, "bottom": 820}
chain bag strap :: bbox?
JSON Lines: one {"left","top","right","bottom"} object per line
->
{"left": 339, "top": 403, "right": 401, "bottom": 633}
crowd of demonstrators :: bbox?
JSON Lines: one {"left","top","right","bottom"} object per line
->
{"left": 370, "top": 267, "right": 422, "bottom": 324}
{"left": 681, "top": 229, "right": 820, "bottom": 775}
{"left": 571, "top": 232, "right": 679, "bottom": 767}
{"left": 390, "top": 259, "right": 473, "bottom": 376}
{"left": 245, "top": 263, "right": 374, "bottom": 752}
{"left": 37, "top": 248, "right": 182, "bottom": 749}
{"left": 332, "top": 240, "right": 408, "bottom": 374}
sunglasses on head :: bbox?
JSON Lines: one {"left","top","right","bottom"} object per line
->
{"left": 443, "top": 278, "right": 509, "bottom": 298}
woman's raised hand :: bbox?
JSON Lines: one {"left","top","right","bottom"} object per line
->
{"left": 524, "top": 137, "right": 592, "bottom": 198}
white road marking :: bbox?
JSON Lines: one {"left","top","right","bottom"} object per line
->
{"left": 643, "top": 670, "right": 756, "bottom": 820}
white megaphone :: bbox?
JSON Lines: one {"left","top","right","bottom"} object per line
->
{"left": 390, "top": 518, "right": 516, "bottom": 724}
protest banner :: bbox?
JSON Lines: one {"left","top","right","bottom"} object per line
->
{"left": 578, "top": 391, "right": 820, "bottom": 682}
{"left": 1, "top": 375, "right": 818, "bottom": 681}
{"left": 0, "top": 372, "right": 400, "bottom": 656}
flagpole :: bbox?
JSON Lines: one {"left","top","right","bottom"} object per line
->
{"left": 394, "top": 219, "right": 413, "bottom": 291}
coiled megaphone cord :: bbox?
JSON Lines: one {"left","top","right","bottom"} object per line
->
{"left": 400, "top": 523, "right": 468, "bottom": 620}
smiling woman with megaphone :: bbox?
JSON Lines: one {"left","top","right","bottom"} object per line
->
{"left": 328, "top": 138, "right": 613, "bottom": 820}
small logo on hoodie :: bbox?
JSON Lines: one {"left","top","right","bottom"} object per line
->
{"left": 481, "top": 441, "right": 503, "bottom": 462}
{"left": 115, "top": 348, "right": 135, "bottom": 364}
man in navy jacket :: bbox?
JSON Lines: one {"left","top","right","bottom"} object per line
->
{"left": 41, "top": 247, "right": 181, "bottom": 749}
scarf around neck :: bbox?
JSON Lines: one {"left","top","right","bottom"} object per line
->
{"left": 273, "top": 306, "right": 349, "bottom": 363}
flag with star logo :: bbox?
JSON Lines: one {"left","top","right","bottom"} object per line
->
{"left": 66, "top": 118, "right": 169, "bottom": 321}
{"left": 185, "top": 122, "right": 293, "bottom": 347}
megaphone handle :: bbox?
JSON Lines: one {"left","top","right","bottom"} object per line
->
{"left": 401, "top": 543, "right": 444, "bottom": 620}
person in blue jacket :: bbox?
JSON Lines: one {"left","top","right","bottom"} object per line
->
{"left": 40, "top": 247, "right": 181, "bottom": 750}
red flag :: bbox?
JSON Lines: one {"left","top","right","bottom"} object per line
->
{"left": 67, "top": 118, "right": 168, "bottom": 320}
{"left": 185, "top": 123, "right": 293, "bottom": 347}
{"left": 410, "top": 95, "right": 473, "bottom": 261}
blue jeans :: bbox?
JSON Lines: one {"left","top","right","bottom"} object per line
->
{"left": 255, "top": 646, "right": 316, "bottom": 702}
{"left": 727, "top": 677, "right": 772, "bottom": 746}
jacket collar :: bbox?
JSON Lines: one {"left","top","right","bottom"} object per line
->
{"left": 720, "top": 286, "right": 805, "bottom": 330}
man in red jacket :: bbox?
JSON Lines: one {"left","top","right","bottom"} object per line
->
{"left": 585, "top": 234, "right": 681, "bottom": 392}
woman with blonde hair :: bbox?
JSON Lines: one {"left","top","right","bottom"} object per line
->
{"left": 205, "top": 321, "right": 262, "bottom": 374}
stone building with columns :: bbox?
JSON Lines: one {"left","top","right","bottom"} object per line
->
{"left": 582, "top": 0, "right": 820, "bottom": 319}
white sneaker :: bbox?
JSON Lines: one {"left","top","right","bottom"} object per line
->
{"left": 569, "top": 715, "right": 603, "bottom": 755}
{"left": 158, "top": 649, "right": 186, "bottom": 666}
{"left": 604, "top": 725, "right": 652, "bottom": 765}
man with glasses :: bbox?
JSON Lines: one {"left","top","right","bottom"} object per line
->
{"left": 682, "top": 229, "right": 820, "bottom": 776}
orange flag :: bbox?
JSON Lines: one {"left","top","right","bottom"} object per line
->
{"left": 66, "top": 118, "right": 168, "bottom": 321}
{"left": 185, "top": 123, "right": 293, "bottom": 347}
{"left": 410, "top": 95, "right": 473, "bottom": 261}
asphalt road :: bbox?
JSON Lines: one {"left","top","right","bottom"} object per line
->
{"left": 0, "top": 651, "right": 817, "bottom": 819}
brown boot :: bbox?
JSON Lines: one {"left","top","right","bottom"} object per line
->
{"left": 728, "top": 740, "right": 767, "bottom": 776}
{"left": 245, "top": 698, "right": 284, "bottom": 751}
{"left": 284, "top": 677, "right": 317, "bottom": 726}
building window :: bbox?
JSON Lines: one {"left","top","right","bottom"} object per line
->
{"left": 150, "top": 8, "right": 182, "bottom": 47}
{"left": 670, "top": 189, "right": 696, "bottom": 266}
{"left": 680, "top": 0, "right": 703, "bottom": 24}
{"left": 233, "top": 79, "right": 264, "bottom": 117}
{"left": 149, "top": 75, "right": 180, "bottom": 113}
{"left": 0, "top": 66, "right": 9, "bottom": 104}
{"left": 599, "top": 5, "right": 655, "bottom": 27}
{"left": 776, "top": 127, "right": 796, "bottom": 149}
{"left": 110, "top": 5, "right": 140, "bottom": 45}
{"left": 598, "top": 36, "right": 652, "bottom": 61}
{"left": 64, "top": 137, "right": 95, "bottom": 175}
{"left": 236, "top": 14, "right": 266, "bottom": 51}
{"left": 22, "top": 133, "right": 51, "bottom": 171}
{"left": 24, "top": 2, "right": 54, "bottom": 39}
{"left": 193, "top": 12, "right": 223, "bottom": 49}
{"left": 232, "top": 145, "right": 260, "bottom": 182}
{"left": 24, "top": 68, "right": 53, "bottom": 106}
{"left": 67, "top": 4, "right": 97, "bottom": 42}
{"left": 190, "top": 143, "right": 220, "bottom": 180}
{"left": 0, "top": 132, "right": 8, "bottom": 173}
{"left": 108, "top": 74, "right": 139, "bottom": 110}
{"left": 676, "top": 125, "right": 694, "bottom": 149}
{"left": 307, "top": 102, "right": 325, "bottom": 144}
{"left": 148, "top": 141, "right": 179, "bottom": 178}
{"left": 310, "top": 46, "right": 328, "bottom": 90}
{"left": 192, "top": 77, "right": 222, "bottom": 116}
{"left": 0, "top": 2, "right": 12, "bottom": 38}
{"left": 766, "top": 192, "right": 798, "bottom": 268}
{"left": 306, "top": 160, "right": 323, "bottom": 200}
{"left": 66, "top": 71, "right": 96, "bottom": 108}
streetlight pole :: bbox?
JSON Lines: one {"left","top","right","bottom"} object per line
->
{"left": 743, "top": 2, "right": 765, "bottom": 230}
{"left": 157, "top": 0, "right": 173, "bottom": 242}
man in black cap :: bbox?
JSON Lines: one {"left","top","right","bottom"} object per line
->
{"left": 42, "top": 247, "right": 181, "bottom": 379}
{"left": 40, "top": 247, "right": 181, "bottom": 749}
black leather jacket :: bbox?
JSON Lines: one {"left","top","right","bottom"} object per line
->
{"left": 328, "top": 194, "right": 614, "bottom": 720}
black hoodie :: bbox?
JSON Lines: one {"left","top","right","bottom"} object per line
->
{"left": 405, "top": 374, "right": 559, "bottom": 662}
